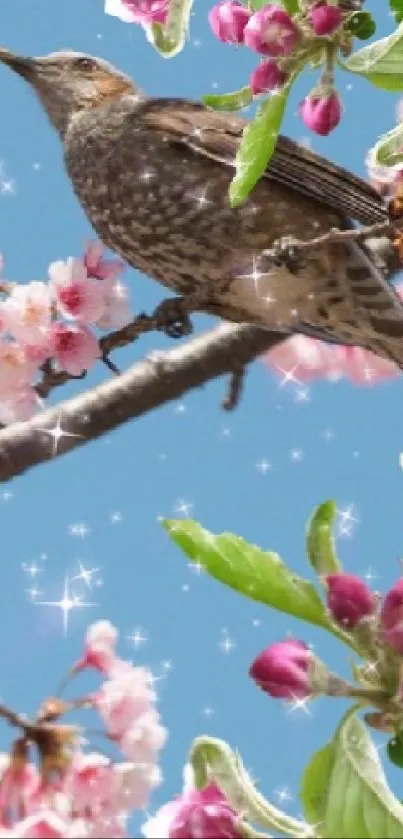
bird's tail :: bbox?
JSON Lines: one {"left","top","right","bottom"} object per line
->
{"left": 219, "top": 239, "right": 403, "bottom": 372}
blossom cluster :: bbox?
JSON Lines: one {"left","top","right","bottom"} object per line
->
{"left": 209, "top": 1, "right": 344, "bottom": 136}
{"left": 264, "top": 325, "right": 403, "bottom": 387}
{"left": 0, "top": 620, "right": 166, "bottom": 838}
{"left": 249, "top": 573, "right": 403, "bottom": 700}
{"left": 106, "top": 0, "right": 346, "bottom": 136}
{"left": 0, "top": 243, "right": 131, "bottom": 425}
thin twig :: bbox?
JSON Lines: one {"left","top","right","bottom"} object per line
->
{"left": 222, "top": 366, "right": 246, "bottom": 411}
{"left": 264, "top": 220, "right": 396, "bottom": 262}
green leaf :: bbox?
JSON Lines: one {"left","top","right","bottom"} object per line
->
{"left": 388, "top": 734, "right": 403, "bottom": 769}
{"left": 390, "top": 0, "right": 403, "bottom": 25}
{"left": 300, "top": 743, "right": 337, "bottom": 826}
{"left": 343, "top": 22, "right": 403, "bottom": 91}
{"left": 202, "top": 87, "right": 253, "bottom": 112}
{"left": 228, "top": 86, "right": 291, "bottom": 207}
{"left": 306, "top": 500, "right": 341, "bottom": 576}
{"left": 371, "top": 123, "right": 403, "bottom": 169}
{"left": 147, "top": 0, "right": 193, "bottom": 57}
{"left": 244, "top": 0, "right": 299, "bottom": 9}
{"left": 301, "top": 712, "right": 403, "bottom": 838}
{"left": 163, "top": 519, "right": 338, "bottom": 633}
{"left": 346, "top": 11, "right": 376, "bottom": 41}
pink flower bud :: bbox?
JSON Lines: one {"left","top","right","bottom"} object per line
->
{"left": 381, "top": 579, "right": 403, "bottom": 653}
{"left": 250, "top": 59, "right": 288, "bottom": 94}
{"left": 249, "top": 639, "right": 311, "bottom": 698}
{"left": 208, "top": 2, "right": 251, "bottom": 45}
{"left": 244, "top": 5, "right": 301, "bottom": 57}
{"left": 310, "top": 2, "right": 342, "bottom": 36}
{"left": 326, "top": 573, "right": 376, "bottom": 628}
{"left": 143, "top": 783, "right": 241, "bottom": 838}
{"left": 299, "top": 90, "right": 341, "bottom": 135}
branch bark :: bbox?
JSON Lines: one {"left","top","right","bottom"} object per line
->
{"left": 0, "top": 323, "right": 284, "bottom": 483}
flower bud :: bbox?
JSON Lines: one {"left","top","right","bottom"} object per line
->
{"left": 381, "top": 579, "right": 403, "bottom": 653}
{"left": 299, "top": 90, "right": 341, "bottom": 135}
{"left": 310, "top": 2, "right": 342, "bottom": 36}
{"left": 244, "top": 5, "right": 301, "bottom": 57}
{"left": 326, "top": 573, "right": 376, "bottom": 628}
{"left": 250, "top": 59, "right": 288, "bottom": 94}
{"left": 249, "top": 639, "right": 311, "bottom": 698}
{"left": 208, "top": 2, "right": 251, "bottom": 45}
{"left": 143, "top": 783, "right": 241, "bottom": 838}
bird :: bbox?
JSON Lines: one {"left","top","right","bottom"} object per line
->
{"left": 1, "top": 46, "right": 403, "bottom": 368}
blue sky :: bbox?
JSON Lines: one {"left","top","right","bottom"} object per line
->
{"left": 0, "top": 0, "right": 403, "bottom": 834}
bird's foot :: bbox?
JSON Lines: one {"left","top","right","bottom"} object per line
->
{"left": 264, "top": 236, "right": 308, "bottom": 274}
{"left": 152, "top": 296, "right": 195, "bottom": 339}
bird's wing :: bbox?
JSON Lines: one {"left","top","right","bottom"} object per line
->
{"left": 139, "top": 98, "right": 388, "bottom": 225}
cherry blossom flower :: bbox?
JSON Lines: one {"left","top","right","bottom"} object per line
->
{"left": 264, "top": 333, "right": 400, "bottom": 385}
{"left": 73, "top": 620, "right": 118, "bottom": 675}
{"left": 143, "top": 782, "right": 241, "bottom": 839}
{"left": 0, "top": 340, "right": 36, "bottom": 391}
{"left": 83, "top": 242, "right": 124, "bottom": 283}
{"left": 49, "top": 258, "right": 105, "bottom": 325}
{"left": 96, "top": 279, "right": 131, "bottom": 330}
{"left": 50, "top": 322, "right": 100, "bottom": 376}
{"left": 2, "top": 282, "right": 52, "bottom": 346}
{"left": 0, "top": 622, "right": 166, "bottom": 838}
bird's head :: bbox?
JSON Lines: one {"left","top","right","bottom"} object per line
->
{"left": 0, "top": 48, "right": 137, "bottom": 134}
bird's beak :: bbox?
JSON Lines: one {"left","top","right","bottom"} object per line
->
{"left": 0, "top": 47, "right": 36, "bottom": 80}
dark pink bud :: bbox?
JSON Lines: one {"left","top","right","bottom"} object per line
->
{"left": 168, "top": 783, "right": 241, "bottom": 838}
{"left": 208, "top": 1, "right": 251, "bottom": 45}
{"left": 299, "top": 90, "right": 341, "bottom": 135}
{"left": 310, "top": 2, "right": 342, "bottom": 36}
{"left": 249, "top": 639, "right": 311, "bottom": 698}
{"left": 326, "top": 573, "right": 376, "bottom": 628}
{"left": 250, "top": 59, "right": 288, "bottom": 94}
{"left": 244, "top": 5, "right": 301, "bottom": 57}
{"left": 381, "top": 579, "right": 403, "bottom": 653}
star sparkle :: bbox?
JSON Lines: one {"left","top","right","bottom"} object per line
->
{"left": 36, "top": 576, "right": 96, "bottom": 636}
{"left": 36, "top": 414, "right": 82, "bottom": 457}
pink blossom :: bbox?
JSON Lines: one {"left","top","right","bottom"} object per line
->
{"left": 299, "top": 89, "right": 341, "bottom": 135}
{"left": 105, "top": 0, "right": 169, "bottom": 25}
{"left": 208, "top": 2, "right": 251, "bottom": 45}
{"left": 50, "top": 322, "right": 100, "bottom": 376}
{"left": 143, "top": 783, "right": 241, "bottom": 839}
{"left": 310, "top": 2, "right": 342, "bottom": 36}
{"left": 83, "top": 242, "right": 124, "bottom": 283}
{"left": 49, "top": 258, "right": 105, "bottom": 325}
{"left": 113, "top": 762, "right": 162, "bottom": 811}
{"left": 244, "top": 5, "right": 300, "bottom": 57}
{"left": 250, "top": 59, "right": 288, "bottom": 94}
{"left": 2, "top": 281, "right": 52, "bottom": 345}
{"left": 264, "top": 334, "right": 400, "bottom": 385}
{"left": 326, "top": 573, "right": 376, "bottom": 628}
{"left": 0, "top": 385, "right": 39, "bottom": 425}
{"left": 119, "top": 708, "right": 167, "bottom": 763}
{"left": 96, "top": 660, "right": 158, "bottom": 738}
{"left": 73, "top": 620, "right": 118, "bottom": 675}
{"left": 381, "top": 579, "right": 403, "bottom": 653}
{"left": 0, "top": 340, "right": 36, "bottom": 391}
{"left": 249, "top": 639, "right": 311, "bottom": 698}
{"left": 96, "top": 279, "right": 131, "bottom": 330}
{"left": 15, "top": 812, "right": 68, "bottom": 839}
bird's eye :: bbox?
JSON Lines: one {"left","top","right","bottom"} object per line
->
{"left": 74, "top": 57, "right": 96, "bottom": 72}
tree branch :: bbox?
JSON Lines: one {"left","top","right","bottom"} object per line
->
{"left": 0, "top": 323, "right": 285, "bottom": 483}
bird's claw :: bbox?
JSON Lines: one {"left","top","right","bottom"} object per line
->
{"left": 152, "top": 297, "right": 194, "bottom": 339}
{"left": 266, "top": 236, "right": 307, "bottom": 274}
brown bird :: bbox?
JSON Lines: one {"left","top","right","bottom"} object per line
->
{"left": 1, "top": 47, "right": 403, "bottom": 367}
